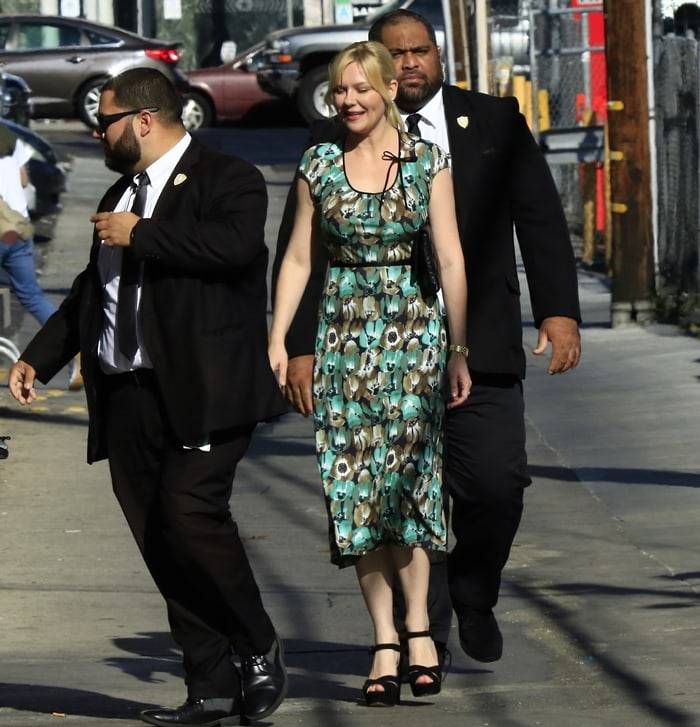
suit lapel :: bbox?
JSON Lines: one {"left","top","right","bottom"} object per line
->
{"left": 442, "top": 86, "right": 483, "bottom": 225}
{"left": 100, "top": 177, "right": 131, "bottom": 213}
{"left": 442, "top": 86, "right": 481, "bottom": 181}
{"left": 90, "top": 176, "right": 131, "bottom": 267}
{"left": 150, "top": 138, "right": 202, "bottom": 220}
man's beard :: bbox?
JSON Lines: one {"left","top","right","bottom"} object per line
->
{"left": 396, "top": 73, "right": 443, "bottom": 113}
{"left": 103, "top": 124, "right": 141, "bottom": 175}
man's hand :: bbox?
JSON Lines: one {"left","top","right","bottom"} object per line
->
{"left": 283, "top": 354, "right": 314, "bottom": 416}
{"left": 533, "top": 316, "right": 581, "bottom": 374}
{"left": 90, "top": 211, "right": 140, "bottom": 247}
{"left": 8, "top": 360, "right": 38, "bottom": 404}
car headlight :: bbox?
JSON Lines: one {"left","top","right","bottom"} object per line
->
{"left": 262, "top": 39, "right": 294, "bottom": 64}
{"left": 268, "top": 38, "right": 291, "bottom": 53}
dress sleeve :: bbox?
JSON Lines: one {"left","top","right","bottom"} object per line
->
{"left": 427, "top": 141, "right": 449, "bottom": 176}
{"left": 297, "top": 146, "right": 316, "bottom": 183}
{"left": 297, "top": 141, "right": 337, "bottom": 195}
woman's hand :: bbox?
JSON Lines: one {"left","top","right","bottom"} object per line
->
{"left": 446, "top": 352, "right": 471, "bottom": 409}
{"left": 268, "top": 340, "right": 289, "bottom": 390}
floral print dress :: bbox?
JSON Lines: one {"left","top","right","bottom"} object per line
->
{"left": 299, "top": 132, "right": 449, "bottom": 568}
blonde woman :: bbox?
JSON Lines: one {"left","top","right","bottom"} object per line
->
{"left": 269, "top": 41, "right": 469, "bottom": 706}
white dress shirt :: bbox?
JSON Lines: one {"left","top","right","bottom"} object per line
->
{"left": 97, "top": 133, "right": 192, "bottom": 373}
{"left": 401, "top": 90, "right": 452, "bottom": 167}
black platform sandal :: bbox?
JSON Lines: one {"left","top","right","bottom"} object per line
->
{"left": 406, "top": 631, "right": 442, "bottom": 698}
{"left": 362, "top": 643, "right": 401, "bottom": 707}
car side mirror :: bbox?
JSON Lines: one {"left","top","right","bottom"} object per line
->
{"left": 220, "top": 41, "right": 238, "bottom": 65}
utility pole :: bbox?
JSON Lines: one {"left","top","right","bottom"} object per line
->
{"left": 448, "top": 0, "right": 471, "bottom": 87}
{"left": 603, "top": 0, "right": 655, "bottom": 326}
{"left": 474, "top": 0, "right": 489, "bottom": 93}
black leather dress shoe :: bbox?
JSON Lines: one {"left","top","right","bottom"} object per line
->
{"left": 455, "top": 607, "right": 503, "bottom": 662}
{"left": 140, "top": 697, "right": 244, "bottom": 727}
{"left": 240, "top": 635, "right": 288, "bottom": 720}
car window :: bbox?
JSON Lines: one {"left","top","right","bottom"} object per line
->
{"left": 84, "top": 29, "right": 120, "bottom": 47}
{"left": 366, "top": 0, "right": 405, "bottom": 21}
{"left": 16, "top": 22, "right": 82, "bottom": 50}
{"left": 365, "top": 0, "right": 444, "bottom": 28}
{"left": 0, "top": 21, "right": 10, "bottom": 50}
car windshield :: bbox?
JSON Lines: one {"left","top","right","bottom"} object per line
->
{"left": 365, "top": 0, "right": 444, "bottom": 28}
{"left": 366, "top": 0, "right": 406, "bottom": 21}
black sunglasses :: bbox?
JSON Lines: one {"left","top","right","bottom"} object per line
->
{"left": 95, "top": 106, "right": 159, "bottom": 133}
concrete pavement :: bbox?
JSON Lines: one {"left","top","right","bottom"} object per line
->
{"left": 0, "top": 125, "right": 699, "bottom": 726}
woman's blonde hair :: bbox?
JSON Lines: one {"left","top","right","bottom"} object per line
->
{"left": 325, "top": 41, "right": 403, "bottom": 130}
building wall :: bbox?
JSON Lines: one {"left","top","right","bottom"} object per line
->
{"left": 302, "top": 0, "right": 384, "bottom": 24}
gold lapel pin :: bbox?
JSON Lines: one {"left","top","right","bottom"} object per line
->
{"left": 457, "top": 116, "right": 469, "bottom": 129}
{"left": 174, "top": 173, "right": 188, "bottom": 186}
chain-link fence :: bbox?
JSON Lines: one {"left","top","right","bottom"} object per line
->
{"left": 655, "top": 34, "right": 700, "bottom": 318}
{"left": 530, "top": 5, "right": 607, "bottom": 131}
{"left": 527, "top": 4, "right": 607, "bottom": 264}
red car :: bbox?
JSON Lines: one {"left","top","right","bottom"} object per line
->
{"left": 182, "top": 42, "right": 282, "bottom": 130}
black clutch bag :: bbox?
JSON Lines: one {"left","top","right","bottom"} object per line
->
{"left": 411, "top": 227, "right": 440, "bottom": 300}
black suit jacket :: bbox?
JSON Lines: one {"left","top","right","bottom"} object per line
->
{"left": 271, "top": 86, "right": 581, "bottom": 378}
{"left": 23, "top": 138, "right": 287, "bottom": 463}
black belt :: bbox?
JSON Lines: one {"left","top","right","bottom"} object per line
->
{"left": 105, "top": 368, "right": 157, "bottom": 389}
{"left": 469, "top": 372, "right": 520, "bottom": 388}
{"left": 329, "top": 259, "right": 411, "bottom": 268}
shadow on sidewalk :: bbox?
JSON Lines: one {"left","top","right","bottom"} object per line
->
{"left": 509, "top": 578, "right": 697, "bottom": 727}
{"left": 530, "top": 463, "right": 700, "bottom": 488}
{"left": 0, "top": 683, "right": 147, "bottom": 720}
{"left": 0, "top": 406, "right": 88, "bottom": 428}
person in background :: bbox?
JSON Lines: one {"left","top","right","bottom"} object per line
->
{"left": 0, "top": 125, "right": 83, "bottom": 391}
{"left": 269, "top": 40, "right": 469, "bottom": 707}
{"left": 272, "top": 9, "right": 581, "bottom": 668}
{"left": 8, "top": 68, "right": 288, "bottom": 727}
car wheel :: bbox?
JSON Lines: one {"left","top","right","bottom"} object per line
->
{"left": 181, "top": 91, "right": 213, "bottom": 131}
{"left": 77, "top": 77, "right": 107, "bottom": 128}
{"left": 297, "top": 66, "right": 335, "bottom": 123}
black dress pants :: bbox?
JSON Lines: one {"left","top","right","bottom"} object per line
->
{"left": 426, "top": 375, "right": 530, "bottom": 642}
{"left": 104, "top": 372, "right": 275, "bottom": 698}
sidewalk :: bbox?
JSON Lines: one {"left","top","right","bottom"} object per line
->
{"left": 1, "top": 144, "right": 699, "bottom": 727}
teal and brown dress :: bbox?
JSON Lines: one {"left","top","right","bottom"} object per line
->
{"left": 299, "top": 131, "right": 450, "bottom": 568}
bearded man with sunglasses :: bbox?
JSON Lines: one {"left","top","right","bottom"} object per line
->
{"left": 8, "top": 68, "right": 288, "bottom": 727}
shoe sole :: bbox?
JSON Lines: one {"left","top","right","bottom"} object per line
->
{"left": 140, "top": 713, "right": 242, "bottom": 727}
{"left": 410, "top": 683, "right": 441, "bottom": 698}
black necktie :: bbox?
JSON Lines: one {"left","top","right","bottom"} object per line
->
{"left": 406, "top": 113, "right": 422, "bottom": 136}
{"left": 117, "top": 171, "right": 149, "bottom": 361}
